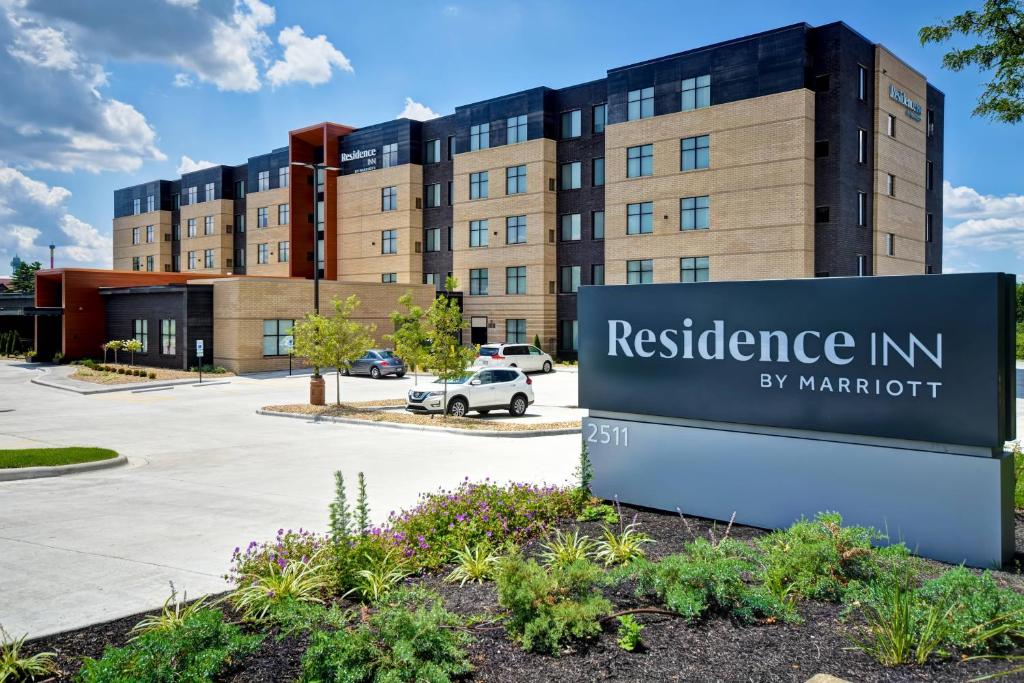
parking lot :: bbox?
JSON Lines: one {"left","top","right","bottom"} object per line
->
{"left": 0, "top": 362, "right": 581, "bottom": 637}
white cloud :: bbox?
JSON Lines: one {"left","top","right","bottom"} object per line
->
{"left": 266, "top": 25, "right": 352, "bottom": 87}
{"left": 176, "top": 155, "right": 217, "bottom": 174}
{"left": 943, "top": 180, "right": 1024, "bottom": 273}
{"left": 442, "top": 5, "right": 460, "bottom": 16}
{"left": 172, "top": 72, "right": 192, "bottom": 87}
{"left": 397, "top": 97, "right": 440, "bottom": 121}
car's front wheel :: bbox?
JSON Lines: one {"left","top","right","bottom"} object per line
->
{"left": 370, "top": 366, "right": 381, "bottom": 379}
{"left": 542, "top": 361, "right": 552, "bottom": 373}
{"left": 447, "top": 397, "right": 469, "bottom": 417}
{"left": 509, "top": 393, "right": 528, "bottom": 417}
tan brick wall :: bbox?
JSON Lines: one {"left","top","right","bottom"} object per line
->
{"left": 112, "top": 211, "right": 174, "bottom": 271}
{"left": 452, "top": 138, "right": 558, "bottom": 347}
{"left": 337, "top": 165, "right": 424, "bottom": 285}
{"left": 603, "top": 88, "right": 816, "bottom": 284}
{"left": 873, "top": 46, "right": 928, "bottom": 275}
{"left": 179, "top": 199, "right": 235, "bottom": 274}
{"left": 245, "top": 187, "right": 290, "bottom": 277}
{"left": 201, "top": 277, "right": 435, "bottom": 374}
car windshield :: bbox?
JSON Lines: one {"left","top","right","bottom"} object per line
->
{"left": 438, "top": 374, "right": 473, "bottom": 385}
{"left": 479, "top": 347, "right": 501, "bottom": 357}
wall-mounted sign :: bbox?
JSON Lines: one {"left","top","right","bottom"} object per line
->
{"left": 890, "top": 84, "right": 923, "bottom": 121}
{"left": 578, "top": 273, "right": 1015, "bottom": 448}
{"left": 340, "top": 148, "right": 377, "bottom": 174}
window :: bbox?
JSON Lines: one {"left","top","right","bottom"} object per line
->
{"left": 447, "top": 226, "right": 452, "bottom": 250}
{"left": 470, "top": 123, "right": 490, "bottom": 151}
{"left": 561, "top": 109, "right": 581, "bottom": 138}
{"left": 560, "top": 161, "right": 581, "bottom": 190}
{"left": 815, "top": 206, "right": 830, "bottom": 223}
{"left": 160, "top": 319, "right": 176, "bottom": 355}
{"left": 680, "top": 196, "right": 710, "bottom": 230}
{"left": 627, "top": 144, "right": 653, "bottom": 177}
{"left": 815, "top": 140, "right": 830, "bottom": 158}
{"left": 235, "top": 214, "right": 245, "bottom": 233}
{"left": 887, "top": 113, "right": 896, "bottom": 137}
{"left": 187, "top": 250, "right": 197, "bottom": 269}
{"left": 680, "top": 256, "right": 710, "bottom": 282}
{"left": 447, "top": 180, "right": 453, "bottom": 205}
{"left": 133, "top": 319, "right": 148, "bottom": 351}
{"left": 146, "top": 255, "right": 154, "bottom": 272}
{"left": 131, "top": 256, "right": 141, "bottom": 271}
{"left": 681, "top": 135, "right": 710, "bottom": 170}
{"left": 506, "top": 215, "right": 527, "bottom": 244}
{"left": 593, "top": 157, "right": 605, "bottom": 186}
{"left": 279, "top": 167, "right": 289, "bottom": 188}
{"left": 858, "top": 129, "right": 867, "bottom": 164}
{"left": 278, "top": 204, "right": 289, "bottom": 225}
{"left": 132, "top": 198, "right": 141, "bottom": 215}
{"left": 172, "top": 254, "right": 180, "bottom": 271}
{"left": 627, "top": 259, "right": 653, "bottom": 284}
{"left": 203, "top": 249, "right": 214, "bottom": 268}
{"left": 425, "top": 227, "right": 441, "bottom": 252}
{"left": 857, "top": 254, "right": 867, "bottom": 276}
{"left": 927, "top": 109, "right": 935, "bottom": 137}
{"left": 857, "top": 192, "right": 868, "bottom": 227}
{"left": 262, "top": 319, "right": 294, "bottom": 356}
{"left": 506, "top": 319, "right": 527, "bottom": 344}
{"left": 469, "top": 268, "right": 488, "bottom": 295}
{"left": 926, "top": 213, "right": 934, "bottom": 242}
{"left": 382, "top": 229, "right": 398, "bottom": 254}
{"left": 470, "top": 219, "right": 489, "bottom": 247}
{"left": 278, "top": 241, "right": 290, "bottom": 262}
{"left": 382, "top": 186, "right": 398, "bottom": 211}
{"left": 204, "top": 215, "right": 214, "bottom": 235}
{"left": 172, "top": 223, "right": 180, "bottom": 240}
{"left": 173, "top": 193, "right": 180, "bottom": 210}
{"left": 628, "top": 87, "right": 654, "bottom": 120}
{"left": 425, "top": 138, "right": 441, "bottom": 163}
{"left": 258, "top": 170, "right": 270, "bottom": 192}
{"left": 382, "top": 143, "right": 398, "bottom": 167}
{"left": 627, "top": 202, "right": 653, "bottom": 235}
{"left": 257, "top": 243, "right": 268, "bottom": 264}
{"left": 507, "top": 115, "right": 527, "bottom": 144}
{"left": 145, "top": 225, "right": 155, "bottom": 243}
{"left": 592, "top": 264, "right": 605, "bottom": 285}
{"left": 470, "top": 172, "right": 488, "bottom": 199}
{"left": 382, "top": 273, "right": 397, "bottom": 284}
{"left": 235, "top": 249, "right": 245, "bottom": 268}
{"left": 926, "top": 161, "right": 934, "bottom": 191}
{"left": 132, "top": 227, "right": 140, "bottom": 245}
{"left": 592, "top": 211, "right": 604, "bottom": 240}
{"left": 593, "top": 104, "right": 607, "bottom": 133}
{"left": 204, "top": 182, "right": 215, "bottom": 202}
{"left": 559, "top": 265, "right": 581, "bottom": 293}
{"left": 146, "top": 195, "right": 155, "bottom": 212}
{"left": 424, "top": 273, "right": 438, "bottom": 287}
{"left": 257, "top": 207, "right": 268, "bottom": 228}
{"left": 886, "top": 233, "right": 895, "bottom": 256}
{"left": 447, "top": 135, "right": 456, "bottom": 159}
{"left": 187, "top": 186, "right": 198, "bottom": 204}
{"left": 235, "top": 180, "right": 246, "bottom": 198}
{"left": 682, "top": 74, "right": 711, "bottom": 110}
{"left": 560, "top": 213, "right": 581, "bottom": 241}
{"left": 560, "top": 320, "right": 579, "bottom": 352}
{"left": 187, "top": 218, "right": 197, "bottom": 237}
{"left": 886, "top": 173, "right": 896, "bottom": 197}
{"left": 506, "top": 165, "right": 527, "bottom": 194}
{"left": 506, "top": 266, "right": 527, "bottom": 295}
{"left": 858, "top": 65, "right": 867, "bottom": 101}
{"left": 425, "top": 183, "right": 441, "bottom": 207}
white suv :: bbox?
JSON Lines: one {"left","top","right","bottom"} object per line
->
{"left": 474, "top": 344, "right": 553, "bottom": 374}
{"left": 406, "top": 368, "right": 535, "bottom": 417}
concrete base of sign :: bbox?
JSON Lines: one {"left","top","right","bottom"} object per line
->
{"left": 584, "top": 414, "right": 1014, "bottom": 568}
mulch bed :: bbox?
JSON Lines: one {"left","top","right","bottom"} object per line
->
{"left": 263, "top": 403, "right": 580, "bottom": 432}
{"left": 26, "top": 508, "right": 1024, "bottom": 682}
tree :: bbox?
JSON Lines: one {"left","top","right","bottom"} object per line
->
{"left": 123, "top": 338, "right": 142, "bottom": 366}
{"left": 920, "top": 1, "right": 1024, "bottom": 124}
{"left": 328, "top": 471, "right": 352, "bottom": 540}
{"left": 292, "top": 295, "right": 375, "bottom": 405}
{"left": 386, "top": 292, "right": 430, "bottom": 385}
{"left": 103, "top": 340, "right": 124, "bottom": 365}
{"left": 9, "top": 261, "right": 41, "bottom": 293}
{"left": 425, "top": 277, "right": 477, "bottom": 419}
{"left": 1016, "top": 280, "right": 1024, "bottom": 322}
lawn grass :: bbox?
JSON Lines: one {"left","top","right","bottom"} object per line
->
{"left": 0, "top": 447, "right": 118, "bottom": 469}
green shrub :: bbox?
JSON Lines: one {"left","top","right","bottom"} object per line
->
{"left": 354, "top": 546, "right": 409, "bottom": 603}
{"left": 444, "top": 543, "right": 500, "bottom": 586}
{"left": 916, "top": 567, "right": 1024, "bottom": 654}
{"left": 758, "top": 512, "right": 896, "bottom": 602}
{"left": 578, "top": 503, "right": 618, "bottom": 524}
{"left": 594, "top": 521, "right": 652, "bottom": 566}
{"left": 52, "top": 351, "right": 64, "bottom": 364}
{"left": 1, "top": 627, "right": 57, "bottom": 682}
{"left": 616, "top": 615, "right": 644, "bottom": 652}
{"left": 300, "top": 588, "right": 473, "bottom": 683}
{"left": 496, "top": 554, "right": 610, "bottom": 654}
{"left": 75, "top": 607, "right": 260, "bottom": 682}
{"left": 540, "top": 529, "right": 595, "bottom": 569}
{"left": 230, "top": 548, "right": 331, "bottom": 622}
{"left": 130, "top": 584, "right": 209, "bottom": 638}
{"left": 1016, "top": 323, "right": 1024, "bottom": 360}
{"left": 623, "top": 538, "right": 791, "bottom": 624}
{"left": 148, "top": 372, "right": 157, "bottom": 379}
{"left": 1013, "top": 442, "right": 1024, "bottom": 510}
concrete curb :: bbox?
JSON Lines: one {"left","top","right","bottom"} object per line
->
{"left": 0, "top": 454, "right": 128, "bottom": 482}
{"left": 31, "top": 371, "right": 213, "bottom": 395}
{"left": 256, "top": 408, "right": 580, "bottom": 438}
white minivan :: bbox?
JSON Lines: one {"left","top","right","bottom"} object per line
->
{"left": 474, "top": 344, "right": 553, "bottom": 374}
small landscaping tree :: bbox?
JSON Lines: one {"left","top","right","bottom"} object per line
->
{"left": 292, "top": 295, "right": 375, "bottom": 405}
{"left": 425, "top": 277, "right": 476, "bottom": 419}
{"left": 292, "top": 312, "right": 333, "bottom": 382}
{"left": 533, "top": 333, "right": 542, "bottom": 350}
{"left": 103, "top": 339, "right": 124, "bottom": 365}
{"left": 123, "top": 338, "right": 142, "bottom": 366}
{"left": 386, "top": 292, "right": 430, "bottom": 385}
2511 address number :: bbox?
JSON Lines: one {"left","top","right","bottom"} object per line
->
{"left": 585, "top": 422, "right": 629, "bottom": 447}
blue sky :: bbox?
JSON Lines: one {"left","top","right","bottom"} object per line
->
{"left": 1, "top": 0, "right": 1021, "bottom": 276}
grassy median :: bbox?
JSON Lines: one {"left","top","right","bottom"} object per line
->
{"left": 0, "top": 447, "right": 118, "bottom": 469}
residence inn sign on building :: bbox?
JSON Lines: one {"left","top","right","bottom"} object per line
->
{"left": 579, "top": 273, "right": 1016, "bottom": 567}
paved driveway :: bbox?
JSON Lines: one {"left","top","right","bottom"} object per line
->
{"left": 0, "top": 362, "right": 579, "bottom": 637}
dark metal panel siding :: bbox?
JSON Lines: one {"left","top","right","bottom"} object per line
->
{"left": 808, "top": 24, "right": 876, "bottom": 277}
{"left": 185, "top": 286, "right": 215, "bottom": 368}
{"left": 229, "top": 164, "right": 248, "bottom": 273}
{"left": 113, "top": 180, "right": 176, "bottom": 218}
{"left": 421, "top": 115, "right": 458, "bottom": 285}
{"left": 102, "top": 290, "right": 187, "bottom": 368}
{"left": 453, "top": 88, "right": 549, "bottom": 155}
{"left": 247, "top": 147, "right": 290, "bottom": 191}
{"left": 338, "top": 119, "right": 418, "bottom": 174}
{"left": 926, "top": 85, "right": 944, "bottom": 273}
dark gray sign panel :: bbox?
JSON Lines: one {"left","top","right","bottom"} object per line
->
{"left": 578, "top": 273, "right": 1015, "bottom": 449}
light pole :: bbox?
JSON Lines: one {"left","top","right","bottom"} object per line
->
{"left": 291, "top": 161, "right": 340, "bottom": 315}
